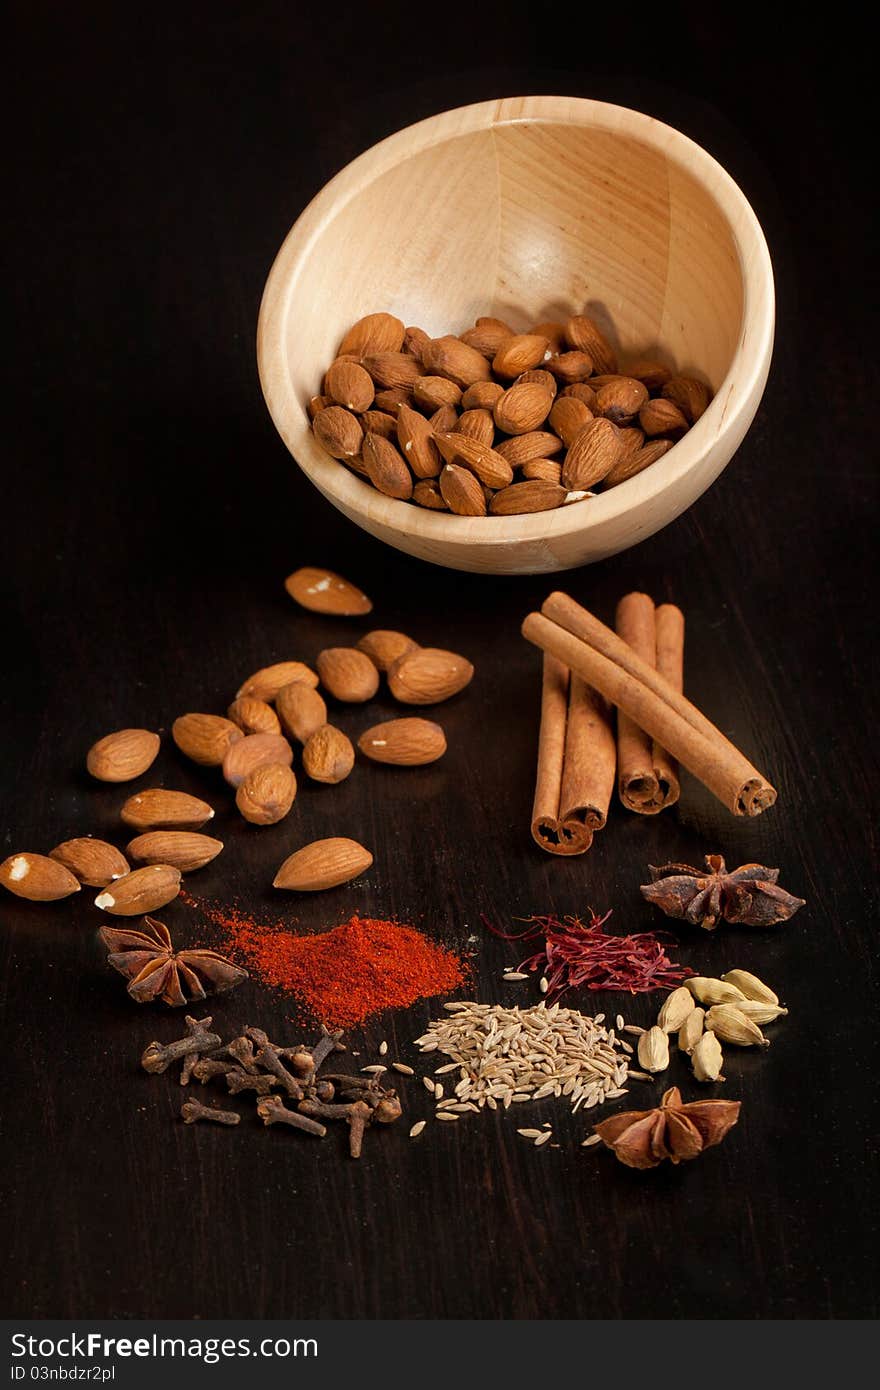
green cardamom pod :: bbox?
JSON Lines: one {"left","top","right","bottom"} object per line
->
{"left": 657, "top": 986, "right": 695, "bottom": 1034}
{"left": 720, "top": 969, "right": 779, "bottom": 1006}
{"left": 705, "top": 1004, "right": 770, "bottom": 1047}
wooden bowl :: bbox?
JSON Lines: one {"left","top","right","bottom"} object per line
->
{"left": 258, "top": 97, "right": 774, "bottom": 574}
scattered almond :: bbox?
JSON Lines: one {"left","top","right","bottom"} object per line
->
{"left": 126, "top": 831, "right": 224, "bottom": 873}
{"left": 235, "top": 762, "right": 297, "bottom": 826}
{"left": 387, "top": 647, "right": 474, "bottom": 704}
{"left": 285, "top": 568, "right": 372, "bottom": 617}
{"left": 273, "top": 837, "right": 373, "bottom": 892}
{"left": 120, "top": 789, "right": 215, "bottom": 831}
{"left": 226, "top": 697, "right": 281, "bottom": 736}
{"left": 316, "top": 647, "right": 380, "bottom": 703}
{"left": 1, "top": 853, "right": 81, "bottom": 901}
{"left": 302, "top": 724, "right": 355, "bottom": 783}
{"left": 236, "top": 660, "right": 320, "bottom": 700}
{"left": 94, "top": 864, "right": 181, "bottom": 916}
{"left": 358, "top": 717, "right": 446, "bottom": 766}
{"left": 86, "top": 729, "right": 160, "bottom": 783}
{"left": 172, "top": 713, "right": 244, "bottom": 767}
{"left": 356, "top": 629, "right": 418, "bottom": 672}
{"left": 222, "top": 733, "right": 293, "bottom": 787}
{"left": 275, "top": 681, "right": 328, "bottom": 743}
{"left": 49, "top": 838, "right": 129, "bottom": 887}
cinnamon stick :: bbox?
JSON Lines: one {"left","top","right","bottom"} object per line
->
{"left": 530, "top": 654, "right": 615, "bottom": 854}
{"left": 615, "top": 593, "right": 681, "bottom": 814}
{"left": 522, "top": 593, "right": 776, "bottom": 818}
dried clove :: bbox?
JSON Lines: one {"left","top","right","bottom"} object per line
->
{"left": 181, "top": 1099, "right": 240, "bottom": 1126}
{"left": 141, "top": 1016, "right": 221, "bottom": 1075}
{"left": 298, "top": 1098, "right": 357, "bottom": 1121}
{"left": 347, "top": 1100, "right": 372, "bottom": 1159}
{"left": 372, "top": 1094, "right": 403, "bottom": 1124}
{"left": 310, "top": 1025, "right": 346, "bottom": 1073}
{"left": 256, "top": 1094, "right": 326, "bottom": 1137}
{"left": 641, "top": 855, "right": 805, "bottom": 930}
{"left": 226, "top": 1069, "right": 276, "bottom": 1096}
{"left": 227, "top": 1036, "right": 259, "bottom": 1074}
{"left": 191, "top": 1057, "right": 235, "bottom": 1084}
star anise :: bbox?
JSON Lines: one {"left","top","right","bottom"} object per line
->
{"left": 640, "top": 854, "right": 805, "bottom": 930}
{"left": 99, "top": 916, "right": 248, "bottom": 1007}
{"left": 594, "top": 1086, "right": 740, "bottom": 1169}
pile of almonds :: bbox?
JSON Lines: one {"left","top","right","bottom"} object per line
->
{"left": 0, "top": 567, "right": 473, "bottom": 905}
{"left": 309, "top": 310, "right": 711, "bottom": 515}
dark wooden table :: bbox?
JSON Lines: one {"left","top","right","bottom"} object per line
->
{"left": 4, "top": 5, "right": 876, "bottom": 1320}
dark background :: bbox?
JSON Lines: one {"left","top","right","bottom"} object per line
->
{"left": 4, "top": 3, "right": 877, "bottom": 1320}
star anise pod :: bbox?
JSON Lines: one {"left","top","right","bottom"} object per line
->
{"left": 640, "top": 854, "right": 805, "bottom": 930}
{"left": 594, "top": 1086, "right": 741, "bottom": 1169}
{"left": 99, "top": 916, "right": 248, "bottom": 1007}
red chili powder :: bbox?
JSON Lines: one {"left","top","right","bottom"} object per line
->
{"left": 219, "top": 909, "right": 467, "bottom": 1029}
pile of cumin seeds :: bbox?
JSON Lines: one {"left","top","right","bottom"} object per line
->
{"left": 413, "top": 1000, "right": 632, "bottom": 1122}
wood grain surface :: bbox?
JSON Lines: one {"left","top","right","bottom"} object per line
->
{"left": 3, "top": 3, "right": 876, "bottom": 1320}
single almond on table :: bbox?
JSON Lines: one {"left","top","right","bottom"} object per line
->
{"left": 1, "top": 853, "right": 81, "bottom": 901}
{"left": 173, "top": 713, "right": 243, "bottom": 767}
{"left": 222, "top": 733, "right": 293, "bottom": 787}
{"left": 324, "top": 358, "right": 374, "bottom": 412}
{"left": 362, "top": 351, "right": 423, "bottom": 390}
{"left": 86, "top": 729, "right": 160, "bottom": 783}
{"left": 275, "top": 681, "right": 328, "bottom": 743}
{"left": 420, "top": 335, "right": 492, "bottom": 388}
{"left": 435, "top": 433, "right": 513, "bottom": 489}
{"left": 126, "top": 832, "right": 224, "bottom": 872}
{"left": 302, "top": 724, "right": 356, "bottom": 783}
{"left": 412, "top": 376, "right": 462, "bottom": 411}
{"left": 396, "top": 404, "right": 442, "bottom": 479}
{"left": 285, "top": 568, "right": 372, "bottom": 617}
{"left": 316, "top": 648, "right": 380, "bottom": 703}
{"left": 313, "top": 405, "right": 363, "bottom": 458}
{"left": 338, "top": 311, "right": 404, "bottom": 358}
{"left": 561, "top": 418, "right": 622, "bottom": 491}
{"left": 120, "top": 789, "right": 215, "bottom": 831}
{"left": 94, "top": 864, "right": 181, "bottom": 915}
{"left": 459, "top": 317, "right": 515, "bottom": 358}
{"left": 358, "top": 717, "right": 446, "bottom": 765}
{"left": 387, "top": 647, "right": 474, "bottom": 704}
{"left": 235, "top": 762, "right": 297, "bottom": 826}
{"left": 356, "top": 629, "right": 418, "bottom": 672}
{"left": 49, "top": 838, "right": 129, "bottom": 887}
{"left": 492, "top": 334, "right": 549, "bottom": 378}
{"left": 227, "top": 696, "right": 281, "bottom": 736}
{"left": 639, "top": 398, "right": 689, "bottom": 437}
{"left": 362, "top": 433, "right": 413, "bottom": 500}
{"left": 564, "top": 314, "right": 617, "bottom": 374}
{"left": 495, "top": 431, "right": 564, "bottom": 465}
{"left": 489, "top": 480, "right": 568, "bottom": 515}
{"left": 273, "top": 838, "right": 373, "bottom": 892}
{"left": 439, "top": 464, "right": 486, "bottom": 516}
{"left": 493, "top": 382, "right": 554, "bottom": 434}
{"left": 237, "top": 659, "right": 320, "bottom": 699}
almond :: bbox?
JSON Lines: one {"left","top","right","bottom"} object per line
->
{"left": 338, "top": 312, "right": 404, "bottom": 357}
{"left": 358, "top": 717, "right": 446, "bottom": 765}
{"left": 313, "top": 405, "right": 363, "bottom": 458}
{"left": 454, "top": 408, "right": 495, "bottom": 448}
{"left": 561, "top": 418, "right": 622, "bottom": 490}
{"left": 276, "top": 681, "right": 328, "bottom": 743}
{"left": 237, "top": 659, "right": 320, "bottom": 699}
{"left": 274, "top": 837, "right": 373, "bottom": 892}
{"left": 547, "top": 350, "right": 593, "bottom": 383}
{"left": 172, "top": 713, "right": 244, "bottom": 767}
{"left": 284, "top": 568, "right": 372, "bottom": 618}
{"left": 564, "top": 314, "right": 618, "bottom": 373}
{"left": 561, "top": 382, "right": 598, "bottom": 409}
{"left": 495, "top": 431, "right": 564, "bottom": 466}
{"left": 360, "top": 409, "right": 397, "bottom": 439}
{"left": 222, "top": 733, "right": 293, "bottom": 787}
{"left": 548, "top": 396, "right": 593, "bottom": 447}
{"left": 94, "top": 864, "right": 181, "bottom": 915}
{"left": 362, "top": 352, "right": 423, "bottom": 390}
{"left": 1, "top": 853, "right": 81, "bottom": 901}
{"left": 420, "top": 335, "right": 491, "bottom": 388}
{"left": 86, "top": 729, "right": 160, "bottom": 783}
{"left": 235, "top": 762, "right": 297, "bottom": 825}
{"left": 530, "top": 320, "right": 567, "bottom": 353}
{"left": 120, "top": 789, "right": 215, "bottom": 832}
{"left": 604, "top": 438, "right": 673, "bottom": 487}
{"left": 428, "top": 403, "right": 459, "bottom": 433}
{"left": 489, "top": 480, "right": 567, "bottom": 515}
{"left": 624, "top": 358, "right": 673, "bottom": 391}
{"left": 302, "top": 724, "right": 355, "bottom": 783}
{"left": 227, "top": 697, "right": 281, "bottom": 736}
{"left": 639, "top": 398, "right": 689, "bottom": 437}
{"left": 662, "top": 375, "right": 711, "bottom": 422}
{"left": 616, "top": 426, "right": 645, "bottom": 460}
{"left": 403, "top": 324, "right": 431, "bottom": 356}
{"left": 126, "top": 832, "right": 224, "bottom": 872}
{"left": 516, "top": 368, "right": 557, "bottom": 398}
{"left": 307, "top": 393, "right": 331, "bottom": 420}
{"left": 459, "top": 316, "right": 515, "bottom": 358}
{"left": 412, "top": 479, "right": 448, "bottom": 510}
{"left": 460, "top": 380, "right": 504, "bottom": 411}
{"left": 521, "top": 458, "right": 562, "bottom": 484}
{"left": 316, "top": 647, "right": 379, "bottom": 703}
{"left": 439, "top": 464, "right": 487, "bottom": 516}
{"left": 396, "top": 404, "right": 442, "bottom": 479}
{"left": 356, "top": 629, "right": 418, "bottom": 672}
{"left": 49, "top": 838, "right": 129, "bottom": 887}
{"left": 412, "top": 375, "right": 462, "bottom": 411}
{"left": 387, "top": 647, "right": 474, "bottom": 704}
{"left": 434, "top": 433, "right": 513, "bottom": 489}
{"left": 324, "top": 358, "right": 374, "bottom": 412}
{"left": 493, "top": 382, "right": 553, "bottom": 434}
{"left": 373, "top": 387, "right": 412, "bottom": 415}
{"left": 492, "top": 334, "right": 549, "bottom": 378}
{"left": 595, "top": 376, "right": 649, "bottom": 424}
{"left": 362, "top": 433, "right": 413, "bottom": 499}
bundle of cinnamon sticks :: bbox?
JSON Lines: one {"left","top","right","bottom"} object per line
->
{"left": 525, "top": 591, "right": 776, "bottom": 855}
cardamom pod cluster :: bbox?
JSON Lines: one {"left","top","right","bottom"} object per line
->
{"left": 651, "top": 969, "right": 786, "bottom": 1085}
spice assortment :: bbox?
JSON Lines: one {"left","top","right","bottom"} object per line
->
{"left": 309, "top": 310, "right": 712, "bottom": 514}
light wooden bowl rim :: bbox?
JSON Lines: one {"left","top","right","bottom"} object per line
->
{"left": 257, "top": 96, "right": 774, "bottom": 551}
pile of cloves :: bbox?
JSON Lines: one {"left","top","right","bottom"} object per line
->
{"left": 141, "top": 1015, "right": 403, "bottom": 1158}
